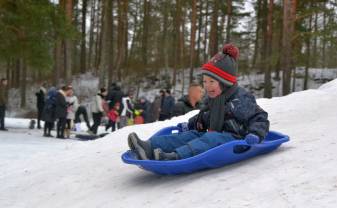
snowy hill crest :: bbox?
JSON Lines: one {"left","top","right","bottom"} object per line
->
{"left": 1, "top": 79, "right": 337, "bottom": 208}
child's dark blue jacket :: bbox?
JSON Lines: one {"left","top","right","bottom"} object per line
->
{"left": 188, "top": 86, "right": 269, "bottom": 140}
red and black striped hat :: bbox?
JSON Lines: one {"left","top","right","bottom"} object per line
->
{"left": 202, "top": 43, "right": 239, "bottom": 86}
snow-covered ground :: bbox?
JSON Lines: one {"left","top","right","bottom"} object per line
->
{"left": 1, "top": 79, "right": 337, "bottom": 208}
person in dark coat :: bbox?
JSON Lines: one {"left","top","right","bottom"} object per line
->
{"left": 54, "top": 85, "right": 72, "bottom": 139}
{"left": 147, "top": 95, "right": 161, "bottom": 123}
{"left": 128, "top": 44, "right": 270, "bottom": 161}
{"left": 74, "top": 105, "right": 91, "bottom": 131}
{"left": 35, "top": 82, "right": 47, "bottom": 129}
{"left": 0, "top": 78, "right": 8, "bottom": 131}
{"left": 106, "top": 83, "right": 124, "bottom": 109}
{"left": 158, "top": 89, "right": 175, "bottom": 121}
{"left": 134, "top": 97, "right": 151, "bottom": 123}
{"left": 172, "top": 83, "right": 204, "bottom": 117}
{"left": 89, "top": 88, "right": 108, "bottom": 135}
{"left": 42, "top": 87, "right": 57, "bottom": 137}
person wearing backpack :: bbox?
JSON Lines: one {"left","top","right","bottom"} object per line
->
{"left": 42, "top": 87, "right": 57, "bottom": 137}
{"left": 54, "top": 85, "right": 73, "bottom": 139}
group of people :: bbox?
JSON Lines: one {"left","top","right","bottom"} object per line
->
{"left": 0, "top": 74, "right": 205, "bottom": 138}
{"left": 38, "top": 85, "right": 80, "bottom": 138}
{"left": 33, "top": 80, "right": 204, "bottom": 139}
{"left": 37, "top": 85, "right": 110, "bottom": 138}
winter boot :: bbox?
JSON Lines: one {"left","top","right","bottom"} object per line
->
{"left": 154, "top": 148, "right": 179, "bottom": 161}
{"left": 127, "top": 132, "right": 152, "bottom": 160}
{"left": 29, "top": 120, "right": 36, "bottom": 129}
{"left": 65, "top": 129, "right": 70, "bottom": 138}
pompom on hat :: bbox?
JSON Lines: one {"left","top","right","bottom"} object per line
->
{"left": 201, "top": 43, "right": 239, "bottom": 86}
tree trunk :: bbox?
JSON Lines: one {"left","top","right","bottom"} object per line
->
{"left": 172, "top": 0, "right": 182, "bottom": 87}
{"left": 252, "top": 0, "right": 262, "bottom": 69}
{"left": 54, "top": 40, "right": 62, "bottom": 86}
{"left": 123, "top": 0, "right": 128, "bottom": 69}
{"left": 219, "top": 11, "right": 226, "bottom": 46}
{"left": 304, "top": 11, "right": 312, "bottom": 91}
{"left": 209, "top": 0, "right": 219, "bottom": 57}
{"left": 20, "top": 59, "right": 27, "bottom": 108}
{"left": 14, "top": 59, "right": 21, "bottom": 88}
{"left": 322, "top": 2, "right": 326, "bottom": 69}
{"left": 263, "top": 0, "right": 273, "bottom": 98}
{"left": 98, "top": 0, "right": 113, "bottom": 87}
{"left": 203, "top": 1, "right": 209, "bottom": 62}
{"left": 180, "top": 8, "right": 186, "bottom": 94}
{"left": 6, "top": 60, "right": 10, "bottom": 83}
{"left": 107, "top": 1, "right": 114, "bottom": 86}
{"left": 115, "top": 0, "right": 128, "bottom": 81}
{"left": 312, "top": 9, "right": 318, "bottom": 67}
{"left": 88, "top": 0, "right": 97, "bottom": 71}
{"left": 64, "top": 0, "right": 73, "bottom": 83}
{"left": 281, "top": 0, "right": 297, "bottom": 95}
{"left": 196, "top": 1, "right": 203, "bottom": 66}
{"left": 225, "top": 0, "right": 232, "bottom": 43}
{"left": 94, "top": 0, "right": 103, "bottom": 74}
{"left": 189, "top": 0, "right": 197, "bottom": 84}
{"left": 142, "top": 0, "right": 150, "bottom": 66}
{"left": 80, "top": 0, "right": 88, "bottom": 73}
{"left": 275, "top": 20, "right": 283, "bottom": 81}
{"left": 161, "top": 2, "right": 169, "bottom": 70}
{"left": 260, "top": 0, "right": 268, "bottom": 73}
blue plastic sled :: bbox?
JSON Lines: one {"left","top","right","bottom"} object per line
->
{"left": 121, "top": 126, "right": 289, "bottom": 175}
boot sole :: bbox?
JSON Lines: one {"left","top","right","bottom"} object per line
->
{"left": 130, "top": 135, "right": 149, "bottom": 160}
{"left": 127, "top": 133, "right": 136, "bottom": 151}
{"left": 127, "top": 133, "right": 139, "bottom": 159}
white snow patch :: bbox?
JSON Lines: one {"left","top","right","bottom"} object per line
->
{"left": 1, "top": 79, "right": 337, "bottom": 208}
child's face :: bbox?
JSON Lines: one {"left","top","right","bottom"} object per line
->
{"left": 66, "top": 89, "right": 73, "bottom": 96}
{"left": 115, "top": 104, "right": 120, "bottom": 110}
{"left": 202, "top": 75, "right": 222, "bottom": 98}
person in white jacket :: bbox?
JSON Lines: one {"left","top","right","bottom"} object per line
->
{"left": 119, "top": 92, "right": 134, "bottom": 128}
{"left": 89, "top": 88, "right": 107, "bottom": 134}
{"left": 65, "top": 86, "right": 79, "bottom": 138}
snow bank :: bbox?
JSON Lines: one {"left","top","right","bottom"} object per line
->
{"left": 1, "top": 79, "right": 337, "bottom": 208}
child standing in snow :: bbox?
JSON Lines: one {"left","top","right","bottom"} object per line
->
{"left": 128, "top": 44, "right": 270, "bottom": 160}
{"left": 105, "top": 102, "right": 120, "bottom": 132}
{"left": 65, "top": 86, "right": 79, "bottom": 138}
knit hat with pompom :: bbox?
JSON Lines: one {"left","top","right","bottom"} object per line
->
{"left": 201, "top": 43, "right": 239, "bottom": 86}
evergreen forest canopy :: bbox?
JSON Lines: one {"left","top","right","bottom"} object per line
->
{"left": 0, "top": 0, "right": 337, "bottom": 107}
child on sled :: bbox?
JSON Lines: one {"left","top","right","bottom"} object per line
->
{"left": 128, "top": 44, "right": 270, "bottom": 161}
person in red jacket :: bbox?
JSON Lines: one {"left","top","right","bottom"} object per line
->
{"left": 106, "top": 102, "right": 120, "bottom": 132}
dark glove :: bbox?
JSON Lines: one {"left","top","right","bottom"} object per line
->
{"left": 177, "top": 122, "right": 189, "bottom": 132}
{"left": 244, "top": 133, "right": 260, "bottom": 145}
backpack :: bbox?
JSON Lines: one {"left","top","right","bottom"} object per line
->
{"left": 45, "top": 89, "right": 57, "bottom": 110}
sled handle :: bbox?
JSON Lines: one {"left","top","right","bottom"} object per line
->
{"left": 151, "top": 126, "right": 182, "bottom": 137}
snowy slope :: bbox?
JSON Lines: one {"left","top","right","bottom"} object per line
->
{"left": 1, "top": 79, "right": 337, "bottom": 208}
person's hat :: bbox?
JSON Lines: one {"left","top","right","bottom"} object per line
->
{"left": 201, "top": 43, "right": 239, "bottom": 86}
